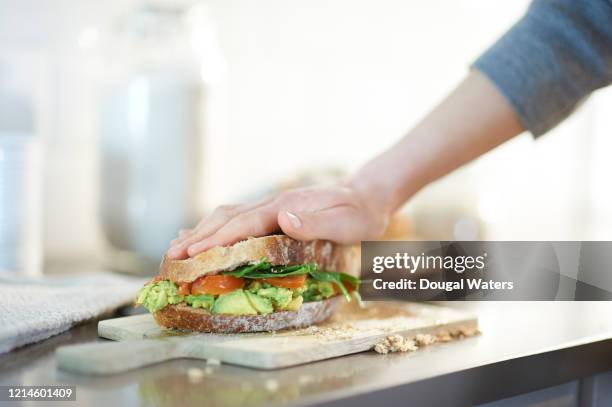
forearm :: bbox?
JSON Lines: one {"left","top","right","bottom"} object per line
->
{"left": 350, "top": 70, "right": 524, "bottom": 216}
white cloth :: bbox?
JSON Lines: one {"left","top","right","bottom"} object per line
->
{"left": 0, "top": 271, "right": 146, "bottom": 354}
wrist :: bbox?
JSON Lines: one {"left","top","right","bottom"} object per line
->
{"left": 347, "top": 146, "right": 428, "bottom": 217}
{"left": 347, "top": 172, "right": 393, "bottom": 218}
{"left": 345, "top": 166, "right": 401, "bottom": 221}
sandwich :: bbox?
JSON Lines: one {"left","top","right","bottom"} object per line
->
{"left": 136, "top": 235, "right": 361, "bottom": 333}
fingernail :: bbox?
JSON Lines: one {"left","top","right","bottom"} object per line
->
{"left": 286, "top": 211, "right": 302, "bottom": 228}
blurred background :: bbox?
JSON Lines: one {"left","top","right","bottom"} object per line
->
{"left": 1, "top": 0, "right": 611, "bottom": 276}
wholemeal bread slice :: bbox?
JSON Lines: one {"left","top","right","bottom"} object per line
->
{"left": 153, "top": 297, "right": 341, "bottom": 333}
{"left": 160, "top": 235, "right": 360, "bottom": 283}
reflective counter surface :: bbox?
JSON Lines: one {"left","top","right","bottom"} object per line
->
{"left": 3, "top": 302, "right": 612, "bottom": 406}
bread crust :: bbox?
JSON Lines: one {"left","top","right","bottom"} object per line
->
{"left": 160, "top": 235, "right": 360, "bottom": 283}
{"left": 153, "top": 297, "right": 341, "bottom": 333}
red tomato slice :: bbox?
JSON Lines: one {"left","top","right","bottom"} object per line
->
{"left": 333, "top": 281, "right": 356, "bottom": 294}
{"left": 262, "top": 274, "right": 307, "bottom": 289}
{"left": 191, "top": 275, "right": 244, "bottom": 295}
{"left": 177, "top": 282, "right": 191, "bottom": 296}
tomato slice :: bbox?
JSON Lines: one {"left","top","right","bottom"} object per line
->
{"left": 177, "top": 282, "right": 191, "bottom": 296}
{"left": 191, "top": 275, "right": 244, "bottom": 295}
{"left": 333, "top": 281, "right": 356, "bottom": 294}
{"left": 262, "top": 274, "right": 307, "bottom": 289}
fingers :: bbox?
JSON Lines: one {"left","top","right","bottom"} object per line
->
{"left": 277, "top": 205, "right": 364, "bottom": 244}
{"left": 186, "top": 206, "right": 280, "bottom": 257}
{"left": 166, "top": 203, "right": 256, "bottom": 259}
{"left": 167, "top": 196, "right": 280, "bottom": 259}
{"left": 170, "top": 229, "right": 194, "bottom": 246}
{"left": 166, "top": 187, "right": 374, "bottom": 260}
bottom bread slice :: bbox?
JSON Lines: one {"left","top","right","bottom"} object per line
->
{"left": 153, "top": 297, "right": 342, "bottom": 333}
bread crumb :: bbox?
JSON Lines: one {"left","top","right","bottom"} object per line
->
{"left": 374, "top": 335, "right": 418, "bottom": 354}
{"left": 457, "top": 326, "right": 479, "bottom": 338}
{"left": 438, "top": 326, "right": 480, "bottom": 342}
{"left": 303, "top": 326, "right": 320, "bottom": 335}
{"left": 187, "top": 368, "right": 204, "bottom": 383}
{"left": 303, "top": 324, "right": 357, "bottom": 341}
{"left": 415, "top": 333, "right": 436, "bottom": 346}
{"left": 436, "top": 330, "right": 453, "bottom": 342}
{"left": 373, "top": 326, "right": 479, "bottom": 354}
{"left": 265, "top": 379, "right": 279, "bottom": 392}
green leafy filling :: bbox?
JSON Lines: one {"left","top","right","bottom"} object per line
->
{"left": 224, "top": 261, "right": 360, "bottom": 301}
{"left": 136, "top": 261, "right": 360, "bottom": 314}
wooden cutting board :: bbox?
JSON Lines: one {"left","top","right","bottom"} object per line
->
{"left": 56, "top": 302, "right": 477, "bottom": 375}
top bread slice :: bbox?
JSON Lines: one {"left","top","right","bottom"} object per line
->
{"left": 160, "top": 235, "right": 360, "bottom": 283}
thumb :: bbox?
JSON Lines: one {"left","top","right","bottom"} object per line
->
{"left": 277, "top": 206, "right": 363, "bottom": 244}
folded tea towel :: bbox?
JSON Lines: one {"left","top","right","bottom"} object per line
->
{"left": 0, "top": 271, "right": 146, "bottom": 354}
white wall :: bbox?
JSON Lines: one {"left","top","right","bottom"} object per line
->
{"left": 204, "top": 0, "right": 530, "bottom": 197}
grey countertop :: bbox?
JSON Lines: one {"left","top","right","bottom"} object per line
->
{"left": 3, "top": 302, "right": 612, "bottom": 407}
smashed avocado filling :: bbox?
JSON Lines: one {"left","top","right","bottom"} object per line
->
{"left": 136, "top": 262, "right": 360, "bottom": 316}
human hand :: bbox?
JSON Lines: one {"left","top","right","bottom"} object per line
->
{"left": 166, "top": 183, "right": 390, "bottom": 260}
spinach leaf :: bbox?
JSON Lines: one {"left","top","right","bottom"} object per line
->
{"left": 224, "top": 261, "right": 312, "bottom": 278}
{"left": 309, "top": 269, "right": 351, "bottom": 301}
{"left": 224, "top": 261, "right": 272, "bottom": 277}
{"left": 224, "top": 260, "right": 360, "bottom": 302}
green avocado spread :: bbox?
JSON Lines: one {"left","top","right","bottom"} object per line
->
{"left": 136, "top": 280, "right": 183, "bottom": 313}
{"left": 136, "top": 261, "right": 360, "bottom": 316}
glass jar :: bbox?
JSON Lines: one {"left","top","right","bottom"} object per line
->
{"left": 96, "top": 1, "right": 224, "bottom": 274}
{"left": 0, "top": 89, "right": 42, "bottom": 275}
